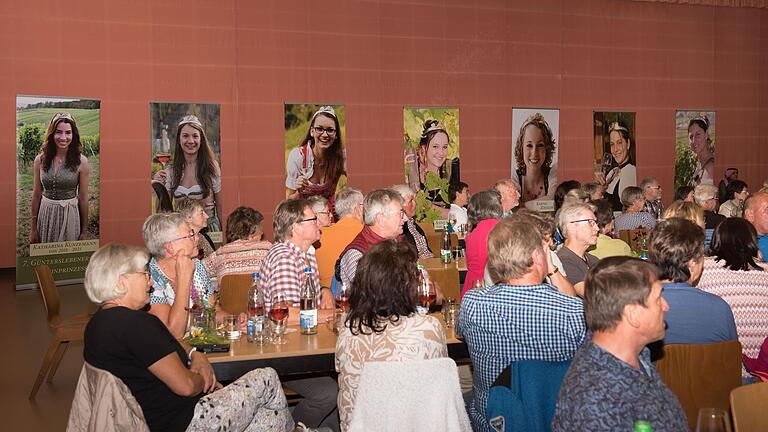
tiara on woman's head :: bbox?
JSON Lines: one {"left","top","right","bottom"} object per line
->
{"left": 421, "top": 121, "right": 446, "bottom": 138}
{"left": 52, "top": 112, "right": 74, "bottom": 122}
{"left": 178, "top": 115, "right": 203, "bottom": 128}
{"left": 311, "top": 106, "right": 337, "bottom": 121}
{"left": 608, "top": 122, "right": 628, "bottom": 133}
{"left": 692, "top": 115, "right": 709, "bottom": 128}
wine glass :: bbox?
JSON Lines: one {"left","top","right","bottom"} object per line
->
{"left": 696, "top": 408, "right": 732, "bottom": 432}
{"left": 335, "top": 282, "right": 350, "bottom": 312}
{"left": 418, "top": 278, "right": 436, "bottom": 314}
{"left": 269, "top": 291, "right": 289, "bottom": 345}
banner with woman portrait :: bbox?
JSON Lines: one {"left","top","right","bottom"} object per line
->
{"left": 16, "top": 95, "right": 101, "bottom": 287}
{"left": 675, "top": 110, "right": 715, "bottom": 190}
{"left": 150, "top": 102, "right": 222, "bottom": 244}
{"left": 403, "top": 107, "right": 460, "bottom": 222}
{"left": 512, "top": 108, "right": 559, "bottom": 212}
{"left": 593, "top": 111, "right": 637, "bottom": 211}
{"left": 284, "top": 103, "right": 348, "bottom": 217}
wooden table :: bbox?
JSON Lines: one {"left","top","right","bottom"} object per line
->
{"left": 419, "top": 256, "right": 467, "bottom": 272}
{"left": 208, "top": 315, "right": 468, "bottom": 381}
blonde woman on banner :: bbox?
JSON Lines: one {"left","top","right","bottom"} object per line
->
{"left": 29, "top": 112, "right": 90, "bottom": 244}
{"left": 513, "top": 113, "right": 556, "bottom": 206}
{"left": 285, "top": 106, "right": 347, "bottom": 216}
{"left": 154, "top": 115, "right": 222, "bottom": 232}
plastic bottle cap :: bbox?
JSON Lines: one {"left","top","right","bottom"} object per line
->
{"left": 252, "top": 272, "right": 259, "bottom": 278}
{"left": 305, "top": 267, "right": 312, "bottom": 273}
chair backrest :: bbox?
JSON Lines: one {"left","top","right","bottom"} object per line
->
{"left": 349, "top": 358, "right": 471, "bottom": 432}
{"left": 655, "top": 340, "right": 742, "bottom": 431}
{"left": 730, "top": 381, "right": 768, "bottom": 431}
{"left": 35, "top": 264, "right": 60, "bottom": 327}
{"left": 219, "top": 273, "right": 254, "bottom": 314}
{"left": 486, "top": 359, "right": 571, "bottom": 432}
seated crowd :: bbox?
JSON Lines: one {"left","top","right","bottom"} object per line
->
{"left": 76, "top": 174, "right": 768, "bottom": 432}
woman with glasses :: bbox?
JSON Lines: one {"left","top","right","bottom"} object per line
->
{"left": 81, "top": 243, "right": 293, "bottom": 432}
{"left": 29, "top": 112, "right": 90, "bottom": 244}
{"left": 143, "top": 212, "right": 217, "bottom": 338}
{"left": 285, "top": 106, "right": 347, "bottom": 216}
{"left": 556, "top": 202, "right": 600, "bottom": 286}
{"left": 308, "top": 195, "right": 333, "bottom": 228}
{"left": 153, "top": 115, "right": 223, "bottom": 232}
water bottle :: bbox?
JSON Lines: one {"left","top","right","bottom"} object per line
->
{"left": 246, "top": 272, "right": 266, "bottom": 344}
{"left": 300, "top": 267, "right": 318, "bottom": 335}
{"left": 440, "top": 229, "right": 452, "bottom": 264}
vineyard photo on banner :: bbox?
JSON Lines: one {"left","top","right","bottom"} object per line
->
{"left": 593, "top": 111, "right": 637, "bottom": 212}
{"left": 675, "top": 110, "right": 716, "bottom": 190}
{"left": 15, "top": 95, "right": 101, "bottom": 287}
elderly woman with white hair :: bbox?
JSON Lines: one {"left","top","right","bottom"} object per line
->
{"left": 176, "top": 198, "right": 216, "bottom": 259}
{"left": 391, "top": 184, "right": 435, "bottom": 259}
{"left": 612, "top": 186, "right": 656, "bottom": 234}
{"left": 144, "top": 212, "right": 216, "bottom": 338}
{"left": 556, "top": 202, "right": 600, "bottom": 287}
{"left": 82, "top": 243, "right": 293, "bottom": 432}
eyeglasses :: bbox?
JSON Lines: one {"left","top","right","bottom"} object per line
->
{"left": 170, "top": 230, "right": 197, "bottom": 243}
{"left": 570, "top": 218, "right": 598, "bottom": 227}
{"left": 121, "top": 270, "right": 151, "bottom": 281}
{"left": 299, "top": 216, "right": 318, "bottom": 224}
{"left": 315, "top": 211, "right": 330, "bottom": 216}
{"left": 649, "top": 186, "right": 662, "bottom": 190}
{"left": 313, "top": 126, "right": 337, "bottom": 136}
{"left": 383, "top": 209, "right": 407, "bottom": 218}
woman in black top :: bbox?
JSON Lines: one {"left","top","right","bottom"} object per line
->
{"left": 82, "top": 243, "right": 293, "bottom": 432}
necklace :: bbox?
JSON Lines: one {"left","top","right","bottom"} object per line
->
{"left": 524, "top": 184, "right": 544, "bottom": 199}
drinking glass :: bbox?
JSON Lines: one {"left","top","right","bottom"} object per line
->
{"left": 696, "top": 408, "right": 732, "bottom": 432}
{"left": 223, "top": 315, "right": 241, "bottom": 340}
{"left": 335, "top": 282, "right": 350, "bottom": 312}
{"left": 269, "top": 291, "right": 289, "bottom": 345}
{"left": 418, "top": 279, "right": 436, "bottom": 313}
{"left": 442, "top": 298, "right": 459, "bottom": 328}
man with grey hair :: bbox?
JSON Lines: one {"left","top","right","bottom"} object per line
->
{"left": 316, "top": 187, "right": 364, "bottom": 288}
{"left": 336, "top": 188, "right": 406, "bottom": 287}
{"left": 557, "top": 202, "right": 600, "bottom": 286}
{"left": 458, "top": 217, "right": 585, "bottom": 431}
{"left": 258, "top": 198, "right": 339, "bottom": 429}
{"left": 143, "top": 212, "right": 214, "bottom": 338}
{"left": 493, "top": 179, "right": 521, "bottom": 216}
{"left": 640, "top": 176, "right": 663, "bottom": 218}
{"left": 694, "top": 183, "right": 725, "bottom": 229}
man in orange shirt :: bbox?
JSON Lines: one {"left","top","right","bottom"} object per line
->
{"left": 315, "top": 187, "right": 364, "bottom": 288}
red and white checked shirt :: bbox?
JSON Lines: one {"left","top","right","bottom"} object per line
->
{"left": 259, "top": 240, "right": 319, "bottom": 308}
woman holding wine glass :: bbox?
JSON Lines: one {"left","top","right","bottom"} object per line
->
{"left": 335, "top": 239, "right": 448, "bottom": 432}
{"left": 154, "top": 115, "right": 223, "bottom": 232}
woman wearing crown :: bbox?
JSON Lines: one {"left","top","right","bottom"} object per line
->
{"left": 601, "top": 121, "right": 637, "bottom": 211}
{"left": 285, "top": 106, "right": 347, "bottom": 216}
{"left": 687, "top": 115, "right": 715, "bottom": 186}
{"left": 405, "top": 119, "right": 460, "bottom": 207}
{"left": 153, "top": 115, "right": 223, "bottom": 232}
{"left": 29, "top": 112, "right": 90, "bottom": 244}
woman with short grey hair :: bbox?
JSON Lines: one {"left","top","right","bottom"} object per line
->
{"left": 613, "top": 186, "right": 656, "bottom": 234}
{"left": 142, "top": 212, "right": 216, "bottom": 338}
{"left": 176, "top": 198, "right": 216, "bottom": 258}
{"left": 391, "top": 184, "right": 434, "bottom": 259}
{"left": 307, "top": 195, "right": 332, "bottom": 228}
{"left": 83, "top": 243, "right": 294, "bottom": 432}
{"left": 462, "top": 190, "right": 503, "bottom": 297}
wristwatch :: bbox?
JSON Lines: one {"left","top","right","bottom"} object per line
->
{"left": 547, "top": 267, "right": 560, "bottom": 277}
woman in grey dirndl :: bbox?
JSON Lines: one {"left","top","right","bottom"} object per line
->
{"left": 29, "top": 112, "right": 90, "bottom": 244}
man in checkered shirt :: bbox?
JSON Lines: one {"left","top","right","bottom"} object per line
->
{"left": 259, "top": 198, "right": 339, "bottom": 429}
{"left": 458, "top": 216, "right": 586, "bottom": 431}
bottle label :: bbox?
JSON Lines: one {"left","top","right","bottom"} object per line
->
{"left": 247, "top": 318, "right": 254, "bottom": 337}
{"left": 300, "top": 309, "right": 317, "bottom": 329}
{"left": 441, "top": 249, "right": 452, "bottom": 262}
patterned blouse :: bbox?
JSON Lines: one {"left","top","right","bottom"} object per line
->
{"left": 149, "top": 257, "right": 215, "bottom": 308}
{"left": 335, "top": 314, "right": 448, "bottom": 432}
{"left": 203, "top": 240, "right": 272, "bottom": 279}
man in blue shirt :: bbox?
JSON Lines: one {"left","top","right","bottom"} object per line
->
{"left": 745, "top": 192, "right": 768, "bottom": 260}
{"left": 553, "top": 257, "right": 688, "bottom": 431}
{"left": 458, "top": 216, "right": 585, "bottom": 431}
{"left": 648, "top": 218, "right": 737, "bottom": 344}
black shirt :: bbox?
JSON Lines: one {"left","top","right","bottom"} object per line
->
{"left": 84, "top": 307, "right": 200, "bottom": 432}
{"left": 704, "top": 210, "right": 725, "bottom": 230}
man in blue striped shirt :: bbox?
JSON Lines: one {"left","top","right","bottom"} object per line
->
{"left": 457, "top": 217, "right": 586, "bottom": 431}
